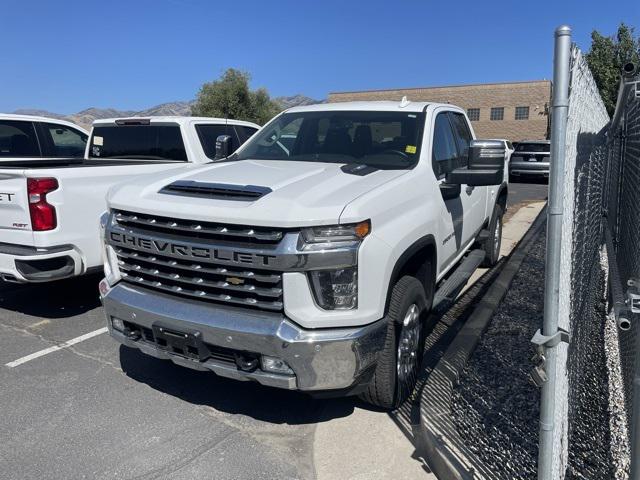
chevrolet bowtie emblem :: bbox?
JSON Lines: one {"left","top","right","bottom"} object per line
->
{"left": 226, "top": 277, "right": 244, "bottom": 285}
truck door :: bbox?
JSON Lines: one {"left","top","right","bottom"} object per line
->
{"left": 431, "top": 111, "right": 463, "bottom": 272}
{"left": 447, "top": 112, "right": 487, "bottom": 241}
{"left": 431, "top": 110, "right": 485, "bottom": 273}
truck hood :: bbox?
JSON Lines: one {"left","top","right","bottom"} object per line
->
{"left": 107, "top": 159, "right": 408, "bottom": 227}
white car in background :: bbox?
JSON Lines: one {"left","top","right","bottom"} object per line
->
{"left": 0, "top": 116, "right": 259, "bottom": 283}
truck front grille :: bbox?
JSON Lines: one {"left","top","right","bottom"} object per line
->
{"left": 113, "top": 210, "right": 284, "bottom": 243}
{"left": 115, "top": 246, "right": 284, "bottom": 311}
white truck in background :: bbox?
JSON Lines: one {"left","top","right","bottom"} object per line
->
{"left": 0, "top": 116, "right": 259, "bottom": 283}
{"left": 100, "top": 101, "right": 508, "bottom": 408}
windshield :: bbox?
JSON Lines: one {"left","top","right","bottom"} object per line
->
{"left": 515, "top": 142, "right": 550, "bottom": 153}
{"left": 234, "top": 111, "right": 425, "bottom": 169}
{"left": 88, "top": 125, "right": 187, "bottom": 161}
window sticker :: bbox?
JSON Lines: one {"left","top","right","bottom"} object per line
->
{"left": 405, "top": 145, "right": 417, "bottom": 154}
{"left": 93, "top": 136, "right": 104, "bottom": 146}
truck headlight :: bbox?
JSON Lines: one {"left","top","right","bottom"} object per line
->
{"left": 300, "top": 220, "right": 370, "bottom": 250}
{"left": 309, "top": 267, "right": 358, "bottom": 310}
{"left": 100, "top": 212, "right": 121, "bottom": 286}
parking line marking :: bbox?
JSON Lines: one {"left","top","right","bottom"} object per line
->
{"left": 5, "top": 327, "right": 108, "bottom": 368}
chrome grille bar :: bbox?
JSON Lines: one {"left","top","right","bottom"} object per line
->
{"left": 115, "top": 248, "right": 281, "bottom": 284}
{"left": 114, "top": 210, "right": 283, "bottom": 242}
{"left": 118, "top": 262, "right": 283, "bottom": 298}
{"left": 122, "top": 272, "right": 284, "bottom": 311}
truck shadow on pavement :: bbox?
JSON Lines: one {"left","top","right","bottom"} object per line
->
{"left": 119, "top": 344, "right": 356, "bottom": 426}
{"left": 0, "top": 274, "right": 102, "bottom": 319}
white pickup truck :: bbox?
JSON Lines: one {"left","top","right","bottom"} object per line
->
{"left": 0, "top": 116, "right": 259, "bottom": 283}
{"left": 99, "top": 101, "right": 508, "bottom": 408}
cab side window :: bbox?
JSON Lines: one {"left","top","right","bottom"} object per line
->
{"left": 40, "top": 123, "right": 88, "bottom": 157}
{"left": 0, "top": 120, "right": 40, "bottom": 157}
{"left": 431, "top": 113, "right": 458, "bottom": 179}
{"left": 195, "top": 124, "right": 241, "bottom": 160}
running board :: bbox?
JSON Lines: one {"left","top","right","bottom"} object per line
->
{"left": 432, "top": 249, "right": 486, "bottom": 313}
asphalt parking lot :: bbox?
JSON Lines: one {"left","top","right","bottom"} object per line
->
{"left": 0, "top": 181, "right": 547, "bottom": 480}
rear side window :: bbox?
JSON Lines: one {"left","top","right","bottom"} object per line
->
{"left": 89, "top": 125, "right": 187, "bottom": 161}
{"left": 39, "top": 123, "right": 87, "bottom": 158}
{"left": 515, "top": 142, "right": 549, "bottom": 153}
{"left": 195, "top": 125, "right": 241, "bottom": 160}
{"left": 0, "top": 120, "right": 40, "bottom": 157}
{"left": 236, "top": 126, "right": 258, "bottom": 143}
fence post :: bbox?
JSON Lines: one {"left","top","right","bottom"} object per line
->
{"left": 633, "top": 334, "right": 640, "bottom": 480}
{"left": 538, "top": 25, "right": 571, "bottom": 480}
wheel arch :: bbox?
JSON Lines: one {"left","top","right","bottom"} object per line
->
{"left": 496, "top": 182, "right": 508, "bottom": 211}
{"left": 384, "top": 235, "right": 437, "bottom": 314}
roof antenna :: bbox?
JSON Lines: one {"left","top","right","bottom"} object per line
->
{"left": 399, "top": 96, "right": 411, "bottom": 108}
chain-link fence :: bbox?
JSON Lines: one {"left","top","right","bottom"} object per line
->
{"left": 540, "top": 29, "right": 640, "bottom": 480}
{"left": 604, "top": 66, "right": 640, "bottom": 479}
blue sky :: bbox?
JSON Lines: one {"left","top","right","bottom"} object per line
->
{"left": 1, "top": 0, "right": 638, "bottom": 114}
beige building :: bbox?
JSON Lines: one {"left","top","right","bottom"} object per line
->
{"left": 328, "top": 80, "right": 551, "bottom": 142}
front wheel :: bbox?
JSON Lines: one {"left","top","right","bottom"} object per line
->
{"left": 359, "top": 276, "right": 428, "bottom": 409}
{"left": 482, "top": 205, "right": 503, "bottom": 267}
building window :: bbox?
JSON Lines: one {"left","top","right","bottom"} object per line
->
{"left": 467, "top": 108, "right": 480, "bottom": 122}
{"left": 515, "top": 106, "right": 530, "bottom": 120}
{"left": 490, "top": 107, "right": 504, "bottom": 121}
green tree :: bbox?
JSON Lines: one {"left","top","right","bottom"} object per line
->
{"left": 586, "top": 23, "right": 640, "bottom": 115}
{"left": 192, "top": 68, "right": 281, "bottom": 124}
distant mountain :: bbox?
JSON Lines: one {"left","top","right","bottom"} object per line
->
{"left": 13, "top": 109, "right": 67, "bottom": 120}
{"left": 12, "top": 102, "right": 193, "bottom": 130}
{"left": 11, "top": 96, "right": 324, "bottom": 130}
{"left": 275, "top": 95, "right": 325, "bottom": 109}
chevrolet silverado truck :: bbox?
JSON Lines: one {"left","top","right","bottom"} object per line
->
{"left": 99, "top": 101, "right": 508, "bottom": 408}
{"left": 0, "top": 116, "right": 259, "bottom": 283}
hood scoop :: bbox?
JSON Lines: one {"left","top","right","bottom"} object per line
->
{"left": 159, "top": 180, "right": 272, "bottom": 201}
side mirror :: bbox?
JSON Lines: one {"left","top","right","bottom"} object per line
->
{"left": 215, "top": 135, "right": 233, "bottom": 159}
{"left": 446, "top": 140, "right": 505, "bottom": 186}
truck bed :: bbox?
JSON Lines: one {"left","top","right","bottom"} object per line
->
{"left": 0, "top": 158, "right": 180, "bottom": 169}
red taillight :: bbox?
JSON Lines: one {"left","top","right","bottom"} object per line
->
{"left": 27, "top": 177, "right": 58, "bottom": 231}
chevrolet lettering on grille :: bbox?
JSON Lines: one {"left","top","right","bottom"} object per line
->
{"left": 108, "top": 231, "right": 277, "bottom": 267}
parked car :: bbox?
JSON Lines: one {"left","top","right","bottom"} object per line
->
{"left": 509, "top": 139, "right": 551, "bottom": 178}
{"left": 0, "top": 116, "right": 259, "bottom": 283}
{"left": 486, "top": 138, "right": 514, "bottom": 169}
{"left": 0, "top": 114, "right": 88, "bottom": 163}
{"left": 99, "top": 101, "right": 508, "bottom": 409}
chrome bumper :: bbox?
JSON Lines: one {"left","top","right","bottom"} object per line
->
{"left": 101, "top": 282, "right": 386, "bottom": 392}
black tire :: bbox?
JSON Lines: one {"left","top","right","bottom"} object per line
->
{"left": 360, "top": 275, "right": 430, "bottom": 410}
{"left": 481, "top": 204, "right": 504, "bottom": 267}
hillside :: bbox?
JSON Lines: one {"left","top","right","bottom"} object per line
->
{"left": 11, "top": 95, "right": 323, "bottom": 130}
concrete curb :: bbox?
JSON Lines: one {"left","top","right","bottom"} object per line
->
{"left": 417, "top": 206, "right": 548, "bottom": 480}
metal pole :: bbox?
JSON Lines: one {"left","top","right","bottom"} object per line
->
{"left": 538, "top": 25, "right": 571, "bottom": 480}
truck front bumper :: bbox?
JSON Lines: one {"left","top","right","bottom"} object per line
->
{"left": 101, "top": 281, "right": 387, "bottom": 392}
{"left": 0, "top": 242, "right": 83, "bottom": 283}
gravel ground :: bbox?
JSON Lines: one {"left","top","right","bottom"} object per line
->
{"left": 451, "top": 225, "right": 620, "bottom": 479}
{"left": 450, "top": 227, "right": 545, "bottom": 479}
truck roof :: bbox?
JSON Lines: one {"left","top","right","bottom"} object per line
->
{"left": 0, "top": 113, "right": 89, "bottom": 134}
{"left": 285, "top": 100, "right": 461, "bottom": 114}
{"left": 92, "top": 116, "right": 261, "bottom": 129}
